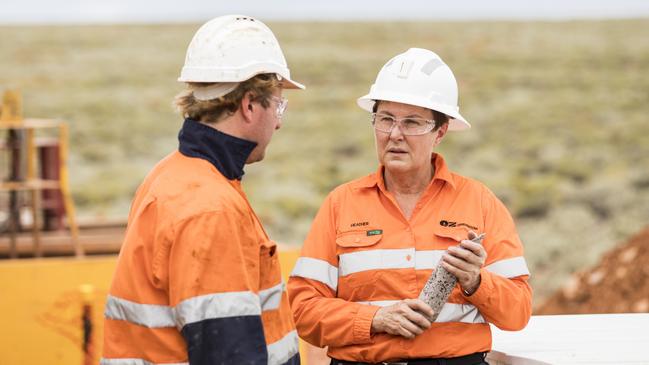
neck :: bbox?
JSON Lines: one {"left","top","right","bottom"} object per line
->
{"left": 177, "top": 118, "right": 257, "bottom": 180}
{"left": 201, "top": 113, "right": 260, "bottom": 163}
{"left": 384, "top": 164, "right": 434, "bottom": 196}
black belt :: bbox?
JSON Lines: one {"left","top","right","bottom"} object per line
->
{"left": 331, "top": 352, "right": 486, "bottom": 365}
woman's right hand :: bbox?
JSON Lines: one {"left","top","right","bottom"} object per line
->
{"left": 370, "top": 299, "right": 434, "bottom": 339}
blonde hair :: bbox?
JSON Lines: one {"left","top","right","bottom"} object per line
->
{"left": 173, "top": 73, "right": 281, "bottom": 124}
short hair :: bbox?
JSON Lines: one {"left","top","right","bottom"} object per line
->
{"left": 174, "top": 73, "right": 281, "bottom": 124}
{"left": 372, "top": 100, "right": 450, "bottom": 131}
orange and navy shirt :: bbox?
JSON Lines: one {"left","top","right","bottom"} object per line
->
{"left": 288, "top": 153, "right": 532, "bottom": 363}
{"left": 102, "top": 119, "right": 300, "bottom": 365}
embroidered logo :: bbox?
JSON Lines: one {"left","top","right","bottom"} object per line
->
{"left": 366, "top": 229, "right": 383, "bottom": 236}
{"left": 439, "top": 220, "right": 478, "bottom": 230}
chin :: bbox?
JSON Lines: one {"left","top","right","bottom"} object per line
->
{"left": 246, "top": 152, "right": 264, "bottom": 164}
{"left": 383, "top": 160, "right": 412, "bottom": 172}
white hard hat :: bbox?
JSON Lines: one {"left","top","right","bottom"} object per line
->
{"left": 178, "top": 15, "right": 304, "bottom": 97}
{"left": 358, "top": 48, "right": 470, "bottom": 131}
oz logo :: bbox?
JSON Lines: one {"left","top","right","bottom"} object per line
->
{"left": 439, "top": 220, "right": 478, "bottom": 230}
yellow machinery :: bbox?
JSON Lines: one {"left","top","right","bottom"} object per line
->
{"left": 0, "top": 250, "right": 306, "bottom": 364}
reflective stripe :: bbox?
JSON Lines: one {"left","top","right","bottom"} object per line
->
{"left": 486, "top": 256, "right": 530, "bottom": 278}
{"left": 106, "top": 291, "right": 263, "bottom": 330}
{"left": 259, "top": 282, "right": 284, "bottom": 311}
{"left": 356, "top": 300, "right": 398, "bottom": 307}
{"left": 339, "top": 248, "right": 415, "bottom": 276}
{"left": 291, "top": 257, "right": 338, "bottom": 291}
{"left": 437, "top": 302, "right": 485, "bottom": 324}
{"left": 267, "top": 330, "right": 300, "bottom": 365}
{"left": 175, "top": 291, "right": 261, "bottom": 328}
{"left": 100, "top": 358, "right": 188, "bottom": 365}
{"left": 358, "top": 300, "right": 485, "bottom": 324}
{"left": 338, "top": 249, "right": 530, "bottom": 279}
{"left": 104, "top": 295, "right": 176, "bottom": 328}
{"left": 414, "top": 250, "right": 444, "bottom": 270}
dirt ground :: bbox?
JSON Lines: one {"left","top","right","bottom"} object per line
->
{"left": 536, "top": 226, "right": 649, "bottom": 314}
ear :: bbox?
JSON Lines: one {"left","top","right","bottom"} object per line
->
{"left": 432, "top": 123, "right": 449, "bottom": 147}
{"left": 240, "top": 91, "right": 256, "bottom": 123}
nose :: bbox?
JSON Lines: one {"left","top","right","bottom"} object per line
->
{"left": 388, "top": 121, "right": 404, "bottom": 140}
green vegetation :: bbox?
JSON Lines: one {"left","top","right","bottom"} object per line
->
{"left": 1, "top": 20, "right": 648, "bottom": 304}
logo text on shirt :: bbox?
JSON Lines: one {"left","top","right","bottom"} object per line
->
{"left": 351, "top": 221, "right": 369, "bottom": 227}
{"left": 439, "top": 220, "right": 478, "bottom": 230}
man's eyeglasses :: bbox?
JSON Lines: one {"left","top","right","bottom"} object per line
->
{"left": 268, "top": 95, "right": 288, "bottom": 119}
{"left": 371, "top": 112, "right": 436, "bottom": 136}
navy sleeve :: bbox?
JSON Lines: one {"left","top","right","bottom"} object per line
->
{"left": 182, "top": 315, "right": 268, "bottom": 365}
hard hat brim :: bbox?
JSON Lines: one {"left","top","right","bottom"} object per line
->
{"left": 357, "top": 93, "right": 470, "bottom": 131}
{"left": 190, "top": 82, "right": 240, "bottom": 101}
{"left": 280, "top": 77, "right": 305, "bottom": 90}
{"left": 179, "top": 63, "right": 304, "bottom": 91}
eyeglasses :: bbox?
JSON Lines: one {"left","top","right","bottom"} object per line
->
{"left": 268, "top": 95, "right": 288, "bottom": 119}
{"left": 371, "top": 112, "right": 436, "bottom": 136}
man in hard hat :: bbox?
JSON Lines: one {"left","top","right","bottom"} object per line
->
{"left": 101, "top": 15, "right": 303, "bottom": 365}
{"left": 288, "top": 48, "right": 532, "bottom": 364}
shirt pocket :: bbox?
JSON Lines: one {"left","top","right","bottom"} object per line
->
{"left": 336, "top": 230, "right": 383, "bottom": 289}
{"left": 335, "top": 230, "right": 382, "bottom": 248}
{"left": 433, "top": 226, "right": 468, "bottom": 247}
{"left": 259, "top": 240, "right": 281, "bottom": 291}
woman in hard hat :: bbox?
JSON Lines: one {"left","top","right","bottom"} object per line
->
{"left": 102, "top": 15, "right": 303, "bottom": 365}
{"left": 288, "top": 48, "right": 532, "bottom": 364}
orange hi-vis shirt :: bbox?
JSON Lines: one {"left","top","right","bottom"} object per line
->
{"left": 102, "top": 120, "right": 299, "bottom": 365}
{"left": 288, "top": 153, "right": 532, "bottom": 363}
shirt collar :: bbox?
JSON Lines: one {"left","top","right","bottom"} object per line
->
{"left": 354, "top": 153, "right": 456, "bottom": 190}
{"left": 177, "top": 118, "right": 257, "bottom": 180}
{"left": 431, "top": 153, "right": 456, "bottom": 189}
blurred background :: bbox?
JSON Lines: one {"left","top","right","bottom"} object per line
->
{"left": 1, "top": 0, "right": 648, "bottom": 363}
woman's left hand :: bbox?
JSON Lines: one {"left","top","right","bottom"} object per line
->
{"left": 441, "top": 239, "right": 487, "bottom": 295}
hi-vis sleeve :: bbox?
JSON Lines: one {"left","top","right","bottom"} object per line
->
{"left": 463, "top": 188, "right": 533, "bottom": 331}
{"left": 287, "top": 195, "right": 380, "bottom": 348}
{"left": 168, "top": 211, "right": 268, "bottom": 365}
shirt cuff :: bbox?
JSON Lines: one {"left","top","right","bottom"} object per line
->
{"left": 353, "top": 303, "right": 380, "bottom": 344}
{"left": 463, "top": 268, "right": 494, "bottom": 304}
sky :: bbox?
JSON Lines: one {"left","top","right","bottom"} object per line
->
{"left": 1, "top": 0, "right": 649, "bottom": 24}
